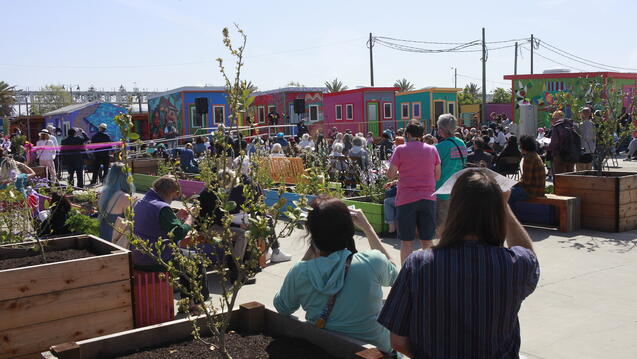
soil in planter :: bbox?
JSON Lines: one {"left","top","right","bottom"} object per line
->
{"left": 115, "top": 333, "right": 343, "bottom": 359}
{"left": 0, "top": 248, "right": 95, "bottom": 270}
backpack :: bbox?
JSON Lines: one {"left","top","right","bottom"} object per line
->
{"left": 559, "top": 124, "right": 582, "bottom": 163}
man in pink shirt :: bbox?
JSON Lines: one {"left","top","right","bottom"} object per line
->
{"left": 387, "top": 121, "right": 441, "bottom": 263}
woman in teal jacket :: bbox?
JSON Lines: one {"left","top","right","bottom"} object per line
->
{"left": 274, "top": 196, "right": 397, "bottom": 352}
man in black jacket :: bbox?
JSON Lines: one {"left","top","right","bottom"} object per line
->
{"left": 61, "top": 128, "right": 88, "bottom": 188}
{"left": 90, "top": 123, "right": 112, "bottom": 185}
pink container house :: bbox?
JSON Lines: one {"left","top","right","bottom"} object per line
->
{"left": 323, "top": 87, "right": 399, "bottom": 137}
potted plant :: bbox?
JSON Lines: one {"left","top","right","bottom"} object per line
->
{"left": 553, "top": 76, "right": 637, "bottom": 232}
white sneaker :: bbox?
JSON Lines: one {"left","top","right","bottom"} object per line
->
{"left": 266, "top": 248, "right": 272, "bottom": 261}
{"left": 270, "top": 249, "right": 292, "bottom": 263}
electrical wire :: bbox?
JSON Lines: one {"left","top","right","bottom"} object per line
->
{"left": 536, "top": 38, "right": 637, "bottom": 71}
{"left": 520, "top": 46, "right": 587, "bottom": 72}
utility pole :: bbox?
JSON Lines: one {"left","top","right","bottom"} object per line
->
{"left": 514, "top": 42, "right": 518, "bottom": 75}
{"left": 481, "top": 27, "right": 487, "bottom": 125}
{"left": 369, "top": 32, "right": 375, "bottom": 87}
{"left": 530, "top": 34, "right": 534, "bottom": 74}
{"left": 454, "top": 67, "right": 457, "bottom": 88}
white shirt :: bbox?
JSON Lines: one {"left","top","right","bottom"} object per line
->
{"left": 36, "top": 139, "right": 56, "bottom": 161}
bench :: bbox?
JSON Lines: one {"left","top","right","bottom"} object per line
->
{"left": 523, "top": 194, "right": 581, "bottom": 232}
{"left": 266, "top": 157, "right": 305, "bottom": 184}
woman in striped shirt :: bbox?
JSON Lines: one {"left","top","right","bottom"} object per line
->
{"left": 378, "top": 169, "right": 540, "bottom": 358}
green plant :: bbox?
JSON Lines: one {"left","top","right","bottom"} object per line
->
{"left": 394, "top": 78, "right": 415, "bottom": 92}
{"left": 492, "top": 87, "right": 513, "bottom": 104}
{"left": 65, "top": 210, "right": 99, "bottom": 236}
{"left": 324, "top": 78, "right": 348, "bottom": 93}
{"left": 72, "top": 190, "right": 97, "bottom": 205}
{"left": 553, "top": 77, "right": 637, "bottom": 175}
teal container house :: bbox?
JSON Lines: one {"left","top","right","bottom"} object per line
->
{"left": 395, "top": 87, "right": 460, "bottom": 131}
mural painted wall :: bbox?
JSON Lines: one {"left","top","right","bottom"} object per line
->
{"left": 45, "top": 102, "right": 127, "bottom": 140}
{"left": 508, "top": 73, "right": 637, "bottom": 128}
{"left": 148, "top": 93, "right": 182, "bottom": 140}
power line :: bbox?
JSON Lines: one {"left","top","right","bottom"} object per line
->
{"left": 536, "top": 42, "right": 616, "bottom": 72}
{"left": 520, "top": 46, "right": 586, "bottom": 72}
{"left": 457, "top": 73, "right": 509, "bottom": 86}
{"left": 537, "top": 38, "right": 637, "bottom": 71}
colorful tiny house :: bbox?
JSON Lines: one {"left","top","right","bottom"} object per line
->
{"left": 251, "top": 87, "right": 326, "bottom": 135}
{"left": 395, "top": 87, "right": 460, "bottom": 132}
{"left": 44, "top": 102, "right": 128, "bottom": 140}
{"left": 504, "top": 72, "right": 637, "bottom": 128}
{"left": 323, "top": 87, "right": 398, "bottom": 137}
{"left": 147, "top": 86, "right": 229, "bottom": 140}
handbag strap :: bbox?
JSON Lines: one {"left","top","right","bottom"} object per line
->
{"left": 444, "top": 137, "right": 465, "bottom": 165}
{"left": 315, "top": 253, "right": 354, "bottom": 329}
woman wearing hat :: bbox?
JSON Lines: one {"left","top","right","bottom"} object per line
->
{"left": 36, "top": 129, "right": 57, "bottom": 182}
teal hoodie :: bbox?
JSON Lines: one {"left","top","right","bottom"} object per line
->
{"left": 274, "top": 249, "right": 397, "bottom": 352}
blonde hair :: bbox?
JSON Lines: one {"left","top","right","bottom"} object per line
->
{"left": 0, "top": 158, "right": 18, "bottom": 182}
{"left": 271, "top": 143, "right": 283, "bottom": 154}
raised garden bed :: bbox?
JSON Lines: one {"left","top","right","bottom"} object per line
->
{"left": 0, "top": 235, "right": 133, "bottom": 359}
{"left": 42, "top": 302, "right": 389, "bottom": 359}
{"left": 132, "top": 173, "right": 205, "bottom": 198}
{"left": 131, "top": 158, "right": 161, "bottom": 176}
{"left": 342, "top": 196, "right": 387, "bottom": 233}
{"left": 263, "top": 190, "right": 316, "bottom": 212}
{"left": 555, "top": 171, "right": 637, "bottom": 232}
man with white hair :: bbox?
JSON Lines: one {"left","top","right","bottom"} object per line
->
{"left": 435, "top": 114, "right": 467, "bottom": 233}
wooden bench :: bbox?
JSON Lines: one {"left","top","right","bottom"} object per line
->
{"left": 266, "top": 157, "right": 305, "bottom": 184}
{"left": 131, "top": 158, "right": 160, "bottom": 175}
{"left": 524, "top": 194, "right": 581, "bottom": 232}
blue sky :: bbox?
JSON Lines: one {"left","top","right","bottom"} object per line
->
{"left": 3, "top": 0, "right": 636, "bottom": 93}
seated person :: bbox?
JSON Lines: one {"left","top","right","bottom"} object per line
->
{"left": 378, "top": 169, "right": 539, "bottom": 358}
{"left": 298, "top": 133, "right": 315, "bottom": 149}
{"left": 273, "top": 132, "right": 289, "bottom": 148}
{"left": 274, "top": 196, "right": 397, "bottom": 352}
{"left": 193, "top": 137, "right": 207, "bottom": 157}
{"left": 467, "top": 137, "right": 493, "bottom": 168}
{"left": 37, "top": 192, "right": 72, "bottom": 237}
{"left": 179, "top": 143, "right": 200, "bottom": 173}
{"left": 0, "top": 157, "right": 35, "bottom": 195}
{"left": 269, "top": 143, "right": 286, "bottom": 158}
{"left": 348, "top": 136, "right": 370, "bottom": 169}
{"left": 383, "top": 181, "right": 397, "bottom": 236}
{"left": 509, "top": 135, "right": 546, "bottom": 203}
{"left": 132, "top": 176, "right": 209, "bottom": 304}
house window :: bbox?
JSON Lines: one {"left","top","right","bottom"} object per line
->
{"left": 309, "top": 104, "right": 319, "bottom": 122}
{"left": 267, "top": 105, "right": 276, "bottom": 115}
{"left": 335, "top": 105, "right": 343, "bottom": 121}
{"left": 346, "top": 104, "right": 353, "bottom": 120}
{"left": 447, "top": 102, "right": 456, "bottom": 116}
{"left": 401, "top": 103, "right": 409, "bottom": 119}
{"left": 258, "top": 106, "right": 265, "bottom": 124}
{"left": 412, "top": 102, "right": 421, "bottom": 119}
{"left": 213, "top": 105, "right": 225, "bottom": 124}
{"left": 62, "top": 122, "right": 70, "bottom": 137}
{"left": 190, "top": 105, "right": 203, "bottom": 127}
{"left": 383, "top": 103, "right": 392, "bottom": 119}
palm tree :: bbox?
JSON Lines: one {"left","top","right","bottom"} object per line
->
{"left": 394, "top": 78, "right": 415, "bottom": 93}
{"left": 467, "top": 82, "right": 481, "bottom": 98}
{"left": 0, "top": 81, "right": 16, "bottom": 117}
{"left": 240, "top": 80, "right": 258, "bottom": 95}
{"left": 324, "top": 78, "right": 348, "bottom": 93}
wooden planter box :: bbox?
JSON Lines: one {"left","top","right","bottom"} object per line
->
{"left": 32, "top": 166, "right": 48, "bottom": 178}
{"left": 42, "top": 302, "right": 389, "bottom": 359}
{"left": 343, "top": 196, "right": 387, "bottom": 233}
{"left": 0, "top": 235, "right": 133, "bottom": 359}
{"left": 132, "top": 174, "right": 205, "bottom": 198}
{"left": 554, "top": 171, "right": 637, "bottom": 232}
{"left": 132, "top": 173, "right": 158, "bottom": 193}
{"left": 131, "top": 158, "right": 161, "bottom": 176}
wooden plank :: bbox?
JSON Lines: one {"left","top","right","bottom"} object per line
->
{"left": 581, "top": 215, "right": 616, "bottom": 232}
{"left": 0, "top": 280, "right": 131, "bottom": 332}
{"left": 555, "top": 174, "right": 616, "bottom": 192}
{"left": 0, "top": 252, "right": 130, "bottom": 302}
{"left": 581, "top": 204, "right": 617, "bottom": 219}
{"left": 618, "top": 214, "right": 637, "bottom": 232}
{"left": 619, "top": 173, "right": 637, "bottom": 191}
{"left": 0, "top": 307, "right": 133, "bottom": 359}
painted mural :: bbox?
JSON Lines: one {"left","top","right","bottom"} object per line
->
{"left": 512, "top": 75, "right": 636, "bottom": 127}
{"left": 45, "top": 102, "right": 127, "bottom": 140}
{"left": 149, "top": 93, "right": 182, "bottom": 139}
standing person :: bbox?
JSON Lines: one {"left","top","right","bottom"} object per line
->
{"left": 296, "top": 120, "right": 309, "bottom": 139}
{"left": 90, "top": 123, "right": 113, "bottom": 186}
{"left": 577, "top": 107, "right": 596, "bottom": 171}
{"left": 268, "top": 109, "right": 280, "bottom": 134}
{"left": 435, "top": 114, "right": 467, "bottom": 234}
{"left": 164, "top": 120, "right": 178, "bottom": 149}
{"left": 36, "top": 129, "right": 57, "bottom": 182}
{"left": 387, "top": 121, "right": 441, "bottom": 263}
{"left": 61, "top": 128, "right": 87, "bottom": 188}
{"left": 378, "top": 169, "right": 539, "bottom": 359}
{"left": 47, "top": 125, "right": 62, "bottom": 180}
{"left": 547, "top": 110, "right": 578, "bottom": 174}
{"left": 378, "top": 132, "right": 393, "bottom": 161}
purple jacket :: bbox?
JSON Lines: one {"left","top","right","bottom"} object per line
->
{"left": 132, "top": 189, "right": 172, "bottom": 266}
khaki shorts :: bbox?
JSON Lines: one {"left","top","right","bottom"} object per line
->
{"left": 435, "top": 198, "right": 450, "bottom": 228}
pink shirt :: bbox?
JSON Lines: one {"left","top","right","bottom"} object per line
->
{"left": 389, "top": 141, "right": 440, "bottom": 206}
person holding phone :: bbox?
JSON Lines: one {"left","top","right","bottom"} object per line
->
{"left": 274, "top": 196, "right": 397, "bottom": 352}
{"left": 378, "top": 169, "right": 539, "bottom": 358}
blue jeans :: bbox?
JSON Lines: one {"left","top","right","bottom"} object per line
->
{"left": 509, "top": 185, "right": 529, "bottom": 205}
{"left": 383, "top": 197, "right": 396, "bottom": 224}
